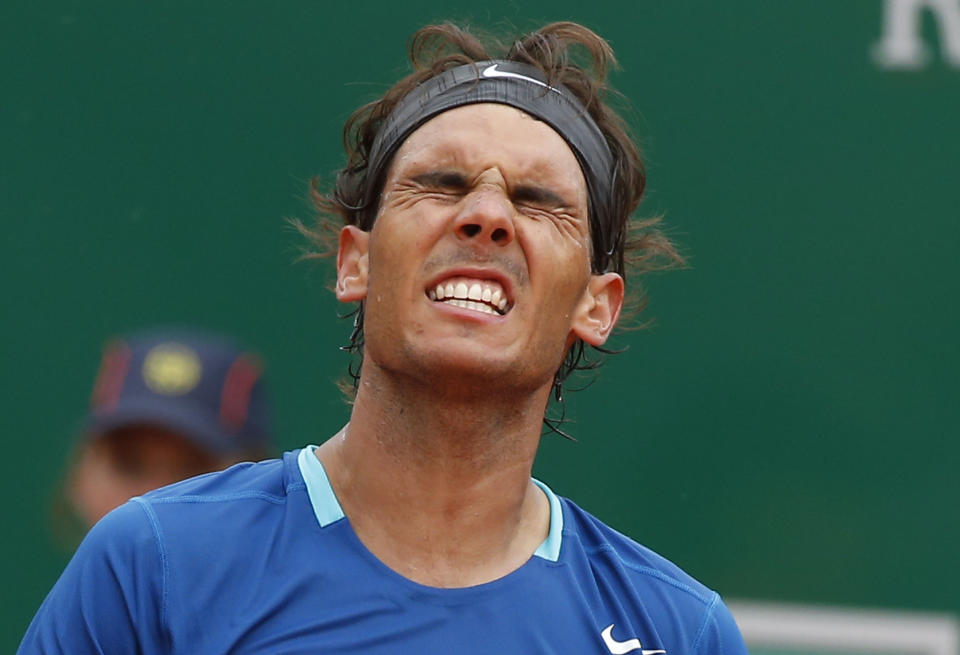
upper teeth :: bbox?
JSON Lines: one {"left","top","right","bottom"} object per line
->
{"left": 427, "top": 278, "right": 509, "bottom": 315}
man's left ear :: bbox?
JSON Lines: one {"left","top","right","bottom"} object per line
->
{"left": 571, "top": 272, "right": 624, "bottom": 347}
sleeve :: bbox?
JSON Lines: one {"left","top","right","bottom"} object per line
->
{"left": 17, "top": 499, "right": 170, "bottom": 655}
{"left": 693, "top": 594, "right": 749, "bottom": 655}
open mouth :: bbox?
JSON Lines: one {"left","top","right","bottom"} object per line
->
{"left": 427, "top": 276, "right": 511, "bottom": 316}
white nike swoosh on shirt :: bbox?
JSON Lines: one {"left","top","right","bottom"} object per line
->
{"left": 480, "top": 64, "right": 562, "bottom": 94}
{"left": 601, "top": 624, "right": 667, "bottom": 655}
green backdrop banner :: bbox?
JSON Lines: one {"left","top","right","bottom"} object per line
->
{"left": 3, "top": 1, "right": 958, "bottom": 650}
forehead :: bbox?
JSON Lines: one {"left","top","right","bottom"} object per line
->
{"left": 388, "top": 104, "right": 586, "bottom": 192}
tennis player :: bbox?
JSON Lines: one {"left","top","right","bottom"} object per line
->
{"left": 19, "top": 21, "right": 747, "bottom": 654}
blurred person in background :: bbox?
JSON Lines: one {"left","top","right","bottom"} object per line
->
{"left": 63, "top": 328, "right": 273, "bottom": 528}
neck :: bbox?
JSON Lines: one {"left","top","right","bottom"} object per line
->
{"left": 315, "top": 360, "right": 553, "bottom": 587}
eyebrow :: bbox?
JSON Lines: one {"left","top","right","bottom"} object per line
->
{"left": 411, "top": 170, "right": 571, "bottom": 208}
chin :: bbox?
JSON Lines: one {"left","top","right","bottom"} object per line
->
{"left": 416, "top": 351, "right": 554, "bottom": 397}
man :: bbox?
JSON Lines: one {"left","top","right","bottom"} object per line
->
{"left": 20, "top": 22, "right": 747, "bottom": 654}
{"left": 62, "top": 328, "right": 273, "bottom": 529}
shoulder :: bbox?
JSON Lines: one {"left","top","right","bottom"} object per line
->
{"left": 557, "top": 497, "right": 747, "bottom": 654}
{"left": 87, "top": 452, "right": 300, "bottom": 594}
{"left": 559, "top": 497, "right": 713, "bottom": 599}
{"left": 64, "top": 452, "right": 298, "bottom": 570}
{"left": 18, "top": 501, "right": 169, "bottom": 653}
{"left": 139, "top": 452, "right": 293, "bottom": 505}
{"left": 130, "top": 450, "right": 306, "bottom": 556}
{"left": 18, "top": 452, "right": 309, "bottom": 654}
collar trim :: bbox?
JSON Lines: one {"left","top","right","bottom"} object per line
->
{"left": 297, "top": 446, "right": 563, "bottom": 561}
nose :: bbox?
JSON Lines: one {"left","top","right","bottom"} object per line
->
{"left": 453, "top": 185, "right": 515, "bottom": 246}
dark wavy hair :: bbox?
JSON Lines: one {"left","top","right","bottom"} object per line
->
{"left": 296, "top": 21, "right": 683, "bottom": 437}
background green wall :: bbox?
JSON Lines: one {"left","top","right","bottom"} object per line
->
{"left": 3, "top": 0, "right": 957, "bottom": 649}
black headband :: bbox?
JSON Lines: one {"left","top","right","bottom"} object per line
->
{"left": 360, "top": 60, "right": 621, "bottom": 273}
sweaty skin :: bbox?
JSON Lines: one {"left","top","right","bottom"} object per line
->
{"left": 321, "top": 104, "right": 624, "bottom": 588}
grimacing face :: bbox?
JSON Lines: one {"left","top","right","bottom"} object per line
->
{"left": 336, "top": 103, "right": 623, "bottom": 396}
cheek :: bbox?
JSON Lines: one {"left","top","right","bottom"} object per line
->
{"left": 369, "top": 215, "right": 433, "bottom": 268}
{"left": 367, "top": 217, "right": 442, "bottom": 303}
{"left": 518, "top": 228, "right": 590, "bottom": 294}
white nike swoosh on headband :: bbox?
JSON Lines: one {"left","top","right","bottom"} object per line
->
{"left": 480, "top": 64, "right": 562, "bottom": 94}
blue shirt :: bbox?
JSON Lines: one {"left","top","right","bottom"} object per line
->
{"left": 19, "top": 447, "right": 747, "bottom": 654}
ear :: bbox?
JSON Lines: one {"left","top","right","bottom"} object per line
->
{"left": 570, "top": 272, "right": 624, "bottom": 347}
{"left": 335, "top": 225, "right": 370, "bottom": 303}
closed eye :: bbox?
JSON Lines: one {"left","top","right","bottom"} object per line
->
{"left": 511, "top": 184, "right": 585, "bottom": 239}
{"left": 512, "top": 184, "right": 569, "bottom": 211}
{"left": 411, "top": 171, "right": 470, "bottom": 194}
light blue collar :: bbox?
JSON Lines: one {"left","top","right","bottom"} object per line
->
{"left": 297, "top": 446, "right": 563, "bottom": 562}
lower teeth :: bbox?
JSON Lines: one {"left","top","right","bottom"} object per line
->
{"left": 442, "top": 299, "right": 498, "bottom": 315}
